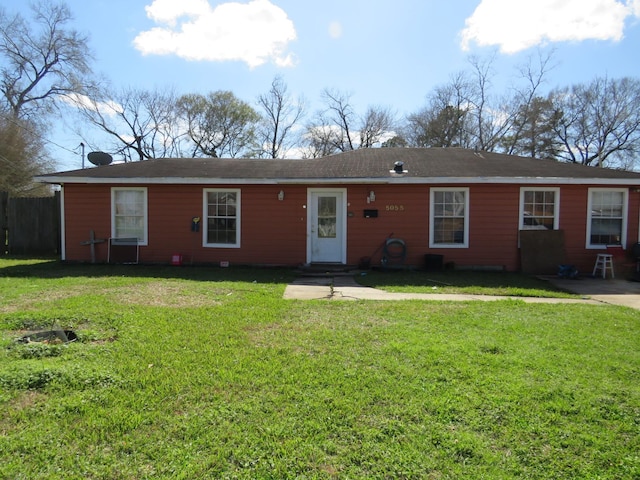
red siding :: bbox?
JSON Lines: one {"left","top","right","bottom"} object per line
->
{"left": 61, "top": 182, "right": 640, "bottom": 272}
{"left": 559, "top": 186, "right": 640, "bottom": 274}
{"left": 345, "top": 184, "right": 523, "bottom": 270}
{"left": 63, "top": 185, "right": 111, "bottom": 263}
{"left": 63, "top": 184, "right": 309, "bottom": 266}
{"left": 346, "top": 184, "right": 427, "bottom": 267}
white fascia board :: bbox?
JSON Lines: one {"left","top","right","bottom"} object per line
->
{"left": 352, "top": 176, "right": 640, "bottom": 185}
{"left": 35, "top": 175, "right": 640, "bottom": 186}
{"left": 413, "top": 176, "right": 640, "bottom": 185}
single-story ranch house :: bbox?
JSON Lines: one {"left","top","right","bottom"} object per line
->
{"left": 36, "top": 147, "right": 640, "bottom": 274}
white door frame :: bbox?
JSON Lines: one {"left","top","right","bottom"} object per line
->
{"left": 307, "top": 188, "right": 347, "bottom": 264}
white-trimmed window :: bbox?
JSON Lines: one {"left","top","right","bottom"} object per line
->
{"left": 430, "top": 188, "right": 469, "bottom": 248}
{"left": 520, "top": 188, "right": 559, "bottom": 230}
{"left": 587, "top": 188, "right": 627, "bottom": 248}
{"left": 111, "top": 187, "right": 148, "bottom": 245}
{"left": 204, "top": 189, "right": 240, "bottom": 248}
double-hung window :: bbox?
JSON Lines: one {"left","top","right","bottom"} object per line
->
{"left": 520, "top": 188, "right": 559, "bottom": 230}
{"left": 430, "top": 188, "right": 469, "bottom": 248}
{"left": 111, "top": 187, "right": 148, "bottom": 245}
{"left": 587, "top": 188, "right": 627, "bottom": 248}
{"left": 204, "top": 189, "right": 240, "bottom": 248}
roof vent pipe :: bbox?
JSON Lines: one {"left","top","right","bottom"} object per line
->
{"left": 394, "top": 161, "right": 404, "bottom": 173}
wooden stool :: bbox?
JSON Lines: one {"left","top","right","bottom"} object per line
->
{"left": 592, "top": 253, "right": 615, "bottom": 279}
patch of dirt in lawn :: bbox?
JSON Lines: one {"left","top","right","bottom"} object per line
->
{"left": 4, "top": 390, "right": 48, "bottom": 412}
{"left": 1, "top": 281, "right": 225, "bottom": 311}
{"left": 0, "top": 285, "right": 95, "bottom": 313}
{"left": 108, "top": 281, "right": 226, "bottom": 308}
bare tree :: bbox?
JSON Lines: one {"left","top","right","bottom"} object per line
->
{"left": 359, "top": 105, "right": 396, "bottom": 148}
{"left": 505, "top": 96, "right": 561, "bottom": 159}
{"left": 71, "top": 86, "right": 183, "bottom": 161}
{"left": 0, "top": 1, "right": 93, "bottom": 190}
{"left": 302, "top": 88, "right": 397, "bottom": 156}
{"left": 319, "top": 88, "right": 357, "bottom": 152}
{"left": 404, "top": 73, "right": 472, "bottom": 148}
{"left": 300, "top": 118, "right": 340, "bottom": 158}
{"left": 550, "top": 77, "right": 640, "bottom": 168}
{"left": 503, "top": 50, "right": 556, "bottom": 156}
{"left": 177, "top": 91, "right": 260, "bottom": 158}
{"left": 256, "top": 75, "right": 305, "bottom": 158}
{"left": 405, "top": 52, "right": 558, "bottom": 157}
{"left": 0, "top": 1, "right": 93, "bottom": 122}
{"left": 409, "top": 54, "right": 516, "bottom": 152}
{"left": 465, "top": 54, "right": 514, "bottom": 152}
{"left": 381, "top": 135, "right": 408, "bottom": 148}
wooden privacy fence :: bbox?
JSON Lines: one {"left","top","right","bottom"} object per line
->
{"left": 0, "top": 191, "right": 61, "bottom": 255}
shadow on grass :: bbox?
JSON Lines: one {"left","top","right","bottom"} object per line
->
{"left": 2, "top": 256, "right": 575, "bottom": 296}
{"left": 358, "top": 268, "right": 571, "bottom": 296}
{"left": 0, "top": 256, "right": 296, "bottom": 285}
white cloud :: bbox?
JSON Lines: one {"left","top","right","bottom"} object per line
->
{"left": 328, "top": 21, "right": 343, "bottom": 39}
{"left": 134, "top": 0, "right": 297, "bottom": 68}
{"left": 62, "top": 93, "right": 123, "bottom": 115}
{"left": 460, "top": 0, "right": 639, "bottom": 54}
{"left": 143, "top": 0, "right": 211, "bottom": 27}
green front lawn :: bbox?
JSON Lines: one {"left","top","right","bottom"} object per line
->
{"left": 357, "top": 269, "right": 578, "bottom": 297}
{"left": 0, "top": 259, "right": 638, "bottom": 479}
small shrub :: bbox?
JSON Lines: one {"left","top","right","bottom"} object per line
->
{"left": 10, "top": 342, "right": 65, "bottom": 359}
{"left": 0, "top": 365, "right": 120, "bottom": 391}
{"left": 0, "top": 367, "right": 60, "bottom": 390}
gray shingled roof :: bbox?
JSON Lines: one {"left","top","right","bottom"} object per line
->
{"left": 36, "top": 148, "right": 640, "bottom": 184}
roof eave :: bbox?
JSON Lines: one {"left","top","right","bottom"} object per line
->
{"left": 35, "top": 175, "right": 640, "bottom": 186}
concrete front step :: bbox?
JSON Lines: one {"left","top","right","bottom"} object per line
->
{"left": 296, "top": 263, "right": 358, "bottom": 275}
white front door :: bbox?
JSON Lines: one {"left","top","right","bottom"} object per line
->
{"left": 308, "top": 189, "right": 346, "bottom": 264}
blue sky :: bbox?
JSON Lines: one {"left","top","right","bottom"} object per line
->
{"left": 5, "top": 0, "right": 640, "bottom": 170}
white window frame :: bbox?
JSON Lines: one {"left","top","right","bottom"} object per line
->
{"left": 429, "top": 187, "right": 469, "bottom": 249}
{"left": 586, "top": 188, "right": 628, "bottom": 249}
{"left": 519, "top": 187, "right": 560, "bottom": 230}
{"left": 203, "top": 188, "right": 241, "bottom": 248}
{"left": 111, "top": 187, "right": 148, "bottom": 246}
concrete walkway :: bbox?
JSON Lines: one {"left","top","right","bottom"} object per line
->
{"left": 545, "top": 276, "right": 640, "bottom": 310}
{"left": 283, "top": 274, "right": 640, "bottom": 309}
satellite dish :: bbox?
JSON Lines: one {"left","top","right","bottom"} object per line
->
{"left": 87, "top": 151, "right": 113, "bottom": 166}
